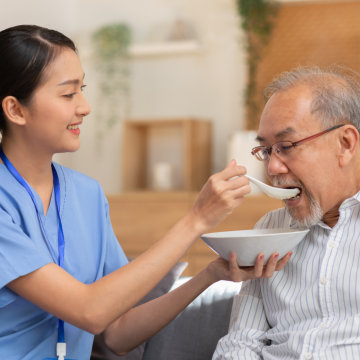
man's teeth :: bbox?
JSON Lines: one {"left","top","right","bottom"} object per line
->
{"left": 67, "top": 124, "right": 79, "bottom": 130}
{"left": 290, "top": 188, "right": 301, "bottom": 199}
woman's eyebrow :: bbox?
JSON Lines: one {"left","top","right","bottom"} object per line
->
{"left": 57, "top": 79, "right": 80, "bottom": 86}
{"left": 57, "top": 74, "right": 85, "bottom": 86}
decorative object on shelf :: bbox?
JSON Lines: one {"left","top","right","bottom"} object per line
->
{"left": 236, "top": 0, "right": 280, "bottom": 129}
{"left": 167, "top": 18, "right": 196, "bottom": 41}
{"left": 122, "top": 118, "right": 212, "bottom": 192}
{"left": 91, "top": 23, "right": 132, "bottom": 136}
{"left": 152, "top": 162, "right": 174, "bottom": 191}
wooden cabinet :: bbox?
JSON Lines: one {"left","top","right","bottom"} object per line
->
{"left": 107, "top": 192, "right": 283, "bottom": 276}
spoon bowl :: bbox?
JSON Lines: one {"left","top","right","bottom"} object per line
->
{"left": 245, "top": 175, "right": 300, "bottom": 200}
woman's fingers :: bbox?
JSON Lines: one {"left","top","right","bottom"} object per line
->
{"left": 262, "top": 252, "right": 292, "bottom": 277}
{"left": 219, "top": 160, "right": 247, "bottom": 181}
{"left": 253, "top": 253, "right": 265, "bottom": 278}
{"left": 228, "top": 252, "right": 245, "bottom": 281}
{"left": 189, "top": 161, "right": 251, "bottom": 232}
{"left": 275, "top": 252, "right": 292, "bottom": 271}
{"left": 226, "top": 175, "right": 250, "bottom": 191}
{"left": 236, "top": 251, "right": 292, "bottom": 281}
{"left": 262, "top": 253, "right": 280, "bottom": 278}
{"left": 211, "top": 250, "right": 292, "bottom": 283}
{"left": 228, "top": 252, "right": 239, "bottom": 273}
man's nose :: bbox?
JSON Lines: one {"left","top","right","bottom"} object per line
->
{"left": 266, "top": 151, "right": 289, "bottom": 176}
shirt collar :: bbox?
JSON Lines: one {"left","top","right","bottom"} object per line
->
{"left": 287, "top": 189, "right": 360, "bottom": 230}
{"left": 339, "top": 189, "right": 360, "bottom": 209}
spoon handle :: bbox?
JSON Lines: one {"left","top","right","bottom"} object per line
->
{"left": 244, "top": 175, "right": 264, "bottom": 187}
{"left": 244, "top": 174, "right": 300, "bottom": 200}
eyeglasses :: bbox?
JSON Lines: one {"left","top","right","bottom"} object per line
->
{"left": 251, "top": 124, "right": 345, "bottom": 161}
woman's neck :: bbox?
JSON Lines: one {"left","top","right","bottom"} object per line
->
{"left": 1, "top": 137, "right": 54, "bottom": 214}
{"left": 1, "top": 137, "right": 53, "bottom": 185}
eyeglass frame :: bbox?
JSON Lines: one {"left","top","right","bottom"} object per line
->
{"left": 251, "top": 123, "right": 346, "bottom": 161}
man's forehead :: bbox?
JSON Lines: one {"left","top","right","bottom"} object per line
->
{"left": 256, "top": 86, "right": 315, "bottom": 142}
{"left": 255, "top": 126, "right": 297, "bottom": 142}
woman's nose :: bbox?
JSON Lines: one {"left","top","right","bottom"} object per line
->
{"left": 77, "top": 93, "right": 91, "bottom": 117}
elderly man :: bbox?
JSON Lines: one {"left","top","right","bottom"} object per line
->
{"left": 213, "top": 65, "right": 360, "bottom": 359}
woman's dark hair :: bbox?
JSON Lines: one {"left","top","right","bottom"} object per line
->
{"left": 0, "top": 24, "right": 77, "bottom": 134}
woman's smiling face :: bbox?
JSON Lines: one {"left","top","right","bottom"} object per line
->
{"left": 21, "top": 47, "right": 91, "bottom": 155}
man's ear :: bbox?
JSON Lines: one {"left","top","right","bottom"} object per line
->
{"left": 338, "top": 125, "right": 359, "bottom": 167}
{"left": 2, "top": 96, "right": 27, "bottom": 126}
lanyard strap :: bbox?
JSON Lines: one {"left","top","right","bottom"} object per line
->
{"left": 0, "top": 146, "right": 65, "bottom": 344}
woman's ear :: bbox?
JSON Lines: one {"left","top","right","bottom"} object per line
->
{"left": 2, "top": 96, "right": 27, "bottom": 126}
{"left": 338, "top": 125, "right": 359, "bottom": 167}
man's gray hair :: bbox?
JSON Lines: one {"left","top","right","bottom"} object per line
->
{"left": 264, "top": 65, "right": 360, "bottom": 131}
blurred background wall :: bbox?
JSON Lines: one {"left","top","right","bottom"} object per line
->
{"left": 2, "top": 0, "right": 360, "bottom": 193}
{"left": 0, "top": 0, "right": 247, "bottom": 193}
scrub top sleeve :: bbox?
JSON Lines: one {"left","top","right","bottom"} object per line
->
{"left": 0, "top": 207, "right": 52, "bottom": 295}
{"left": 103, "top": 198, "right": 128, "bottom": 276}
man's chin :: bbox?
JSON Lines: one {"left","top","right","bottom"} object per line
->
{"left": 287, "top": 204, "right": 323, "bottom": 228}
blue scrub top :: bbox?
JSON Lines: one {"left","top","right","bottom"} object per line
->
{"left": 0, "top": 162, "right": 128, "bottom": 360}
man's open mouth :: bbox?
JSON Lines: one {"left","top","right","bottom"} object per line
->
{"left": 287, "top": 187, "right": 302, "bottom": 200}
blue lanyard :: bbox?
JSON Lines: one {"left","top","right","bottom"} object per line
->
{"left": 0, "top": 146, "right": 65, "bottom": 344}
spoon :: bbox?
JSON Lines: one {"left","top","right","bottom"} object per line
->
{"left": 245, "top": 175, "right": 300, "bottom": 200}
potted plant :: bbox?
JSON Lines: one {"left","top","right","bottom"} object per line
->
{"left": 92, "top": 23, "right": 132, "bottom": 135}
{"left": 236, "top": 0, "right": 279, "bottom": 129}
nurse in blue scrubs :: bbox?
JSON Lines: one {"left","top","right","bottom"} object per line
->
{"left": 0, "top": 25, "right": 291, "bottom": 360}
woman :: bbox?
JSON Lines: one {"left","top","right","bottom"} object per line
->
{"left": 0, "top": 25, "right": 290, "bottom": 360}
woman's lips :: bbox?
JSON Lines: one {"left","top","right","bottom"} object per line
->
{"left": 67, "top": 124, "right": 80, "bottom": 136}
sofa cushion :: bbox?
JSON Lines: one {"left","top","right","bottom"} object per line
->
{"left": 142, "top": 280, "right": 242, "bottom": 360}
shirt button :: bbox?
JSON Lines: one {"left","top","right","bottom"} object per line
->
{"left": 304, "top": 353, "right": 313, "bottom": 359}
{"left": 320, "top": 277, "right": 329, "bottom": 285}
{"left": 320, "top": 322, "right": 328, "bottom": 328}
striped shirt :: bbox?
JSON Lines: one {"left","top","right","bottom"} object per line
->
{"left": 213, "top": 192, "right": 360, "bottom": 360}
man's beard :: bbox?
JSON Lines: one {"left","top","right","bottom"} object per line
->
{"left": 272, "top": 177, "right": 323, "bottom": 228}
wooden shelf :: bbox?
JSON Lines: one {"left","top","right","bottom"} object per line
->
{"left": 107, "top": 192, "right": 284, "bottom": 276}
{"left": 129, "top": 40, "right": 201, "bottom": 57}
{"left": 122, "top": 118, "right": 212, "bottom": 192}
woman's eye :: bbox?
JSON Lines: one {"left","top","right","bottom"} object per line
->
{"left": 63, "top": 85, "right": 86, "bottom": 98}
{"left": 63, "top": 93, "right": 75, "bottom": 98}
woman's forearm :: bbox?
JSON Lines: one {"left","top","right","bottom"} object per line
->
{"left": 8, "top": 162, "right": 251, "bottom": 334}
{"left": 103, "top": 267, "right": 215, "bottom": 355}
{"left": 8, "top": 212, "right": 204, "bottom": 334}
{"left": 85, "top": 212, "right": 206, "bottom": 332}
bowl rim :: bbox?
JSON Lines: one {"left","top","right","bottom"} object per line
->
{"left": 201, "top": 227, "right": 310, "bottom": 239}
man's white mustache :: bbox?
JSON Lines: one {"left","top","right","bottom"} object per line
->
{"left": 271, "top": 177, "right": 303, "bottom": 188}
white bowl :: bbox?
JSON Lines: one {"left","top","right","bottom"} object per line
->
{"left": 201, "top": 228, "right": 309, "bottom": 266}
